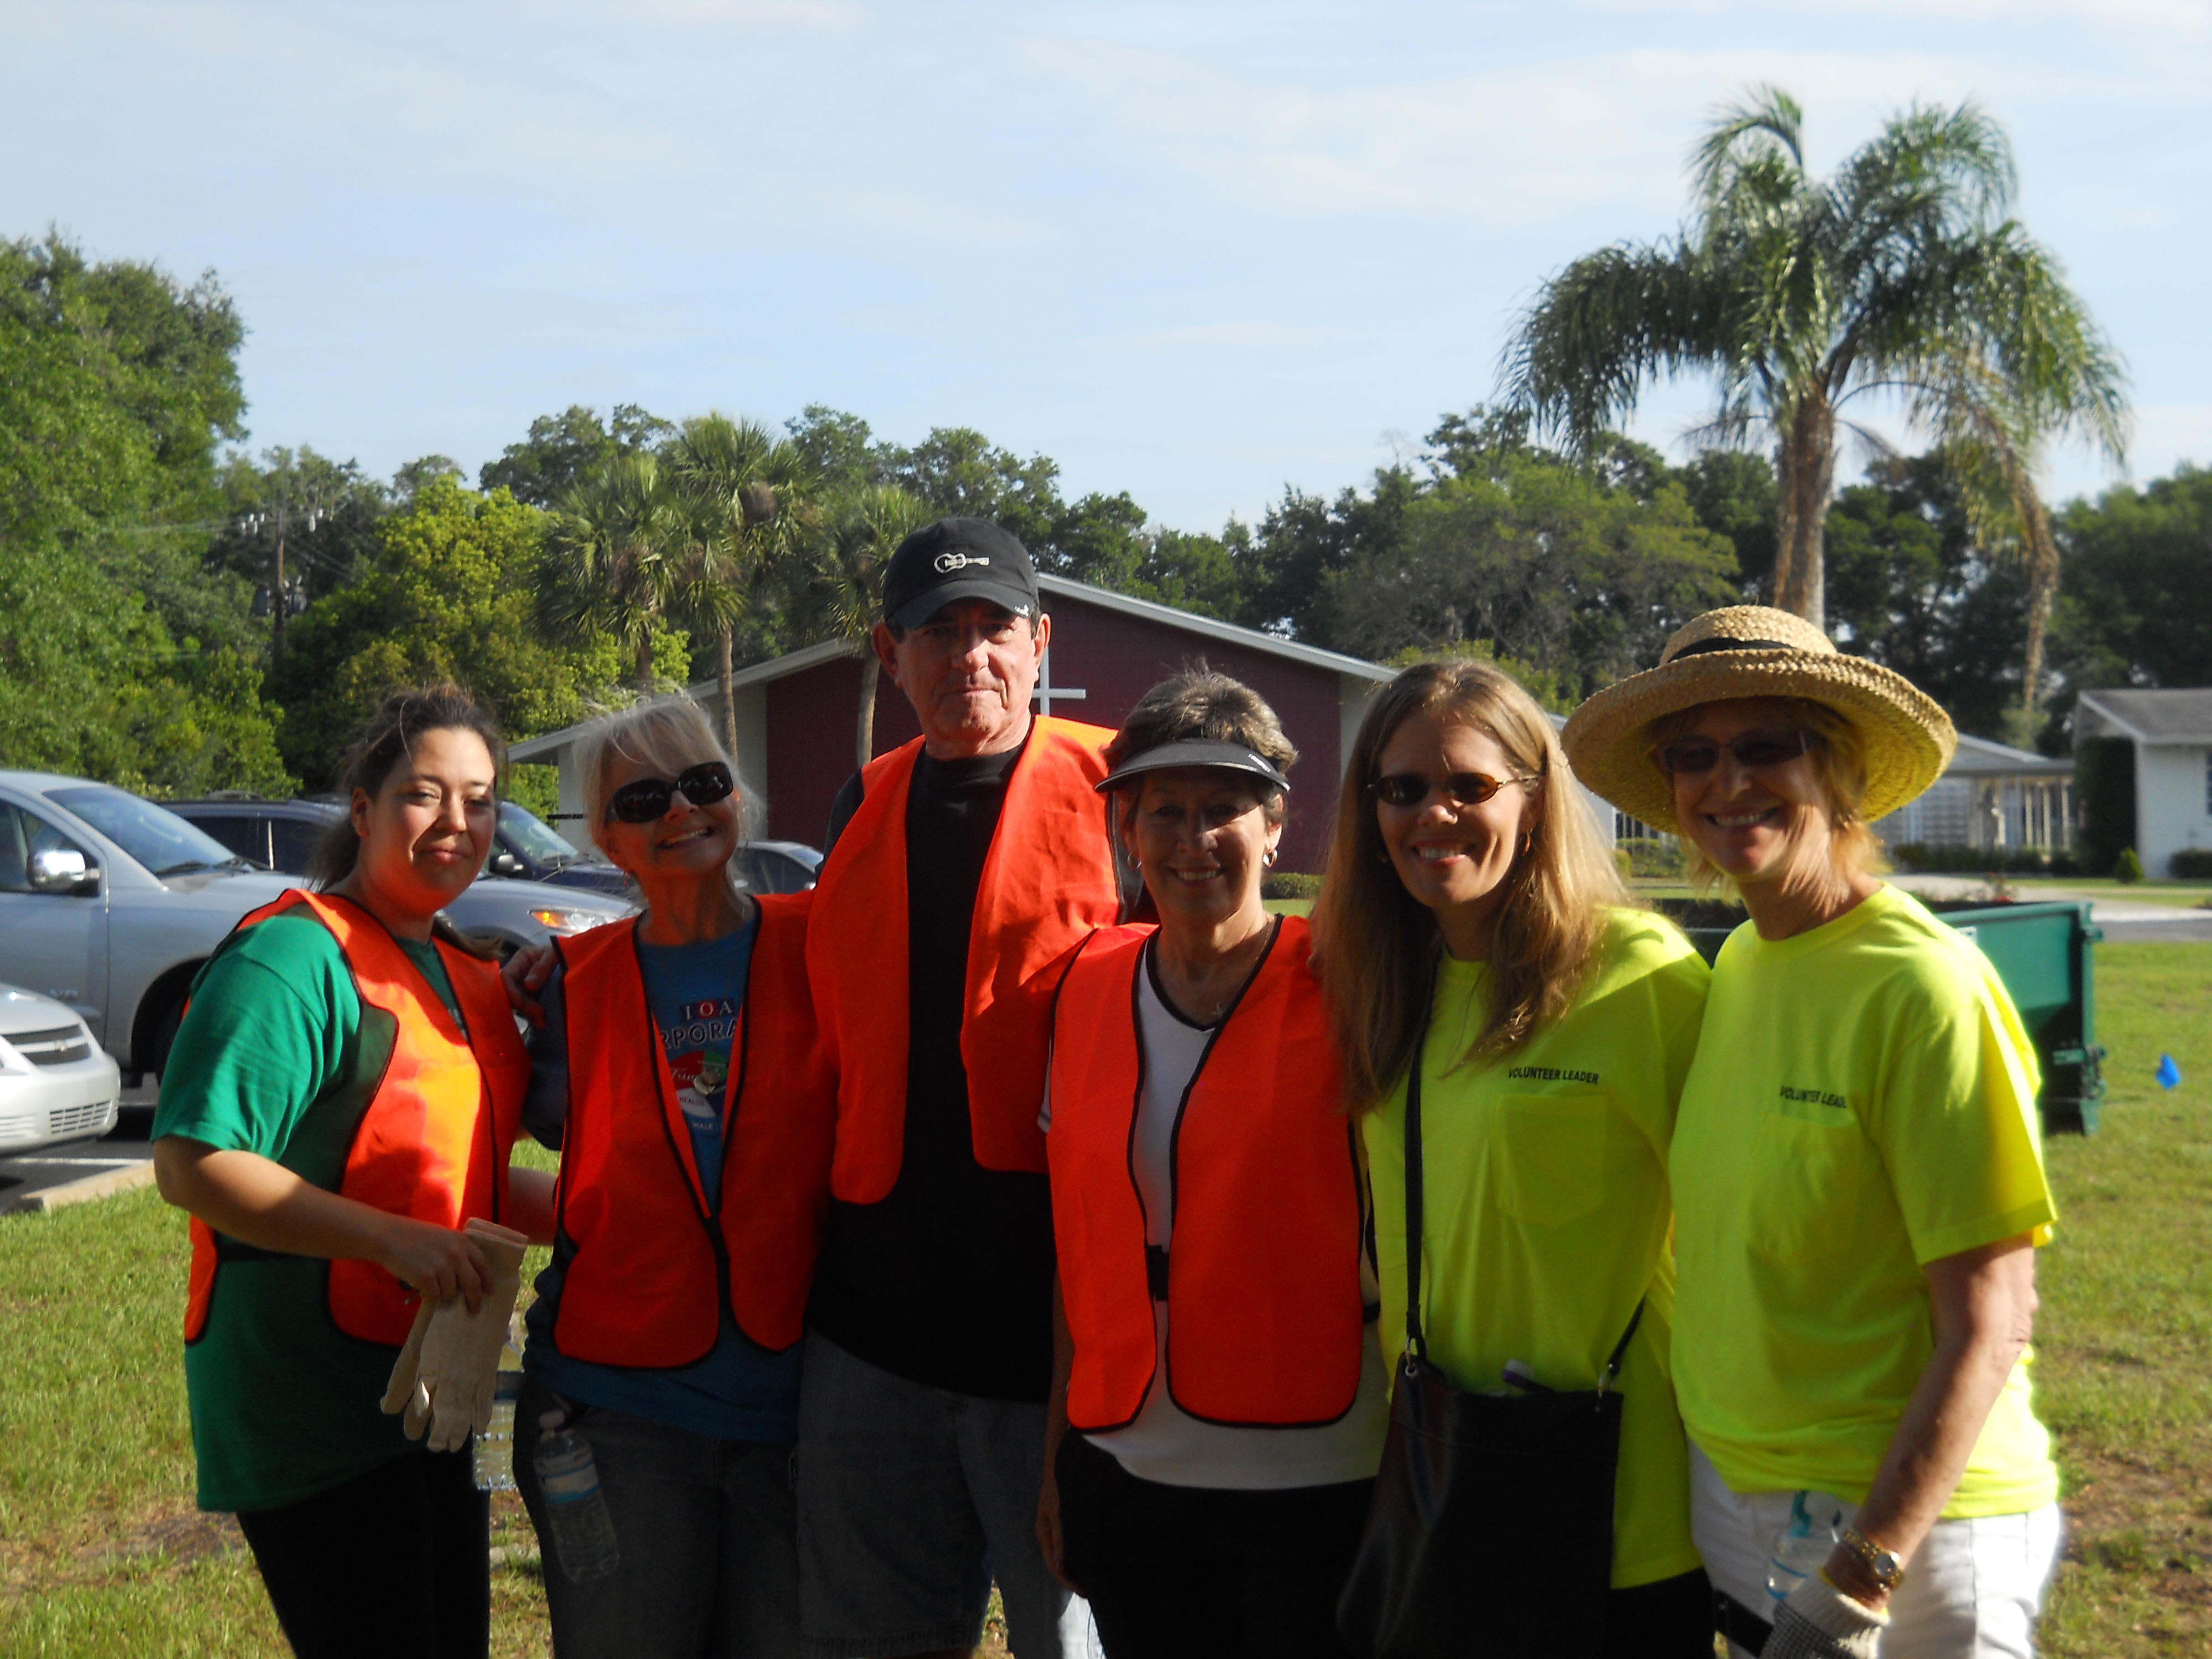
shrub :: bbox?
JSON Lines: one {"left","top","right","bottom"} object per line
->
{"left": 1261, "top": 871, "right": 1323, "bottom": 901}
{"left": 1616, "top": 836, "right": 1684, "bottom": 878}
{"left": 1887, "top": 843, "right": 2068, "bottom": 876}
{"left": 1611, "top": 847, "right": 1632, "bottom": 880}
{"left": 2114, "top": 848, "right": 2145, "bottom": 884}
{"left": 2075, "top": 737, "right": 2136, "bottom": 873}
{"left": 2171, "top": 848, "right": 2212, "bottom": 879}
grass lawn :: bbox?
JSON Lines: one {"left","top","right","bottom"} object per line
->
{"left": 1, "top": 947, "right": 2204, "bottom": 1653}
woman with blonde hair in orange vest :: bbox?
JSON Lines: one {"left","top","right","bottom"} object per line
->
{"left": 1316, "top": 659, "right": 1713, "bottom": 1657}
{"left": 153, "top": 684, "right": 555, "bottom": 1659}
{"left": 1034, "top": 669, "right": 1390, "bottom": 1659}
{"left": 511, "top": 694, "right": 835, "bottom": 1659}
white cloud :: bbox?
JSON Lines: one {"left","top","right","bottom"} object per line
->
{"left": 1021, "top": 41, "right": 2058, "bottom": 227}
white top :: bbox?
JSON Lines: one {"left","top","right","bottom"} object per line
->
{"left": 1045, "top": 938, "right": 1390, "bottom": 1490}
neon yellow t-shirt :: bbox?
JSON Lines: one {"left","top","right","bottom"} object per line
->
{"left": 1669, "top": 884, "right": 2059, "bottom": 1519}
{"left": 1363, "top": 909, "right": 1710, "bottom": 1589}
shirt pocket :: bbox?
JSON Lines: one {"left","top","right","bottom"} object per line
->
{"left": 1743, "top": 1109, "right": 1863, "bottom": 1267}
{"left": 1490, "top": 1092, "right": 1607, "bottom": 1227}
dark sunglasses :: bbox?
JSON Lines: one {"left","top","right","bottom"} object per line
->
{"left": 608, "top": 761, "right": 735, "bottom": 823}
{"left": 1651, "top": 729, "right": 1817, "bottom": 777}
{"left": 1368, "top": 770, "right": 1537, "bottom": 810}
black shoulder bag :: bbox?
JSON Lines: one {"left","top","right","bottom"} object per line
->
{"left": 1337, "top": 1020, "right": 1644, "bottom": 1659}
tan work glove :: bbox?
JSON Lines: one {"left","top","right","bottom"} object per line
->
{"left": 380, "top": 1219, "right": 531, "bottom": 1453}
{"left": 379, "top": 1296, "right": 439, "bottom": 1439}
{"left": 1765, "top": 1572, "right": 1891, "bottom": 1659}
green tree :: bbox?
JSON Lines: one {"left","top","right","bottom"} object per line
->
{"left": 1317, "top": 427, "right": 1736, "bottom": 696}
{"left": 0, "top": 231, "right": 285, "bottom": 794}
{"left": 2048, "top": 465, "right": 2212, "bottom": 713}
{"left": 481, "top": 404, "right": 674, "bottom": 508}
{"left": 809, "top": 485, "right": 932, "bottom": 769}
{"left": 1824, "top": 453, "right": 2028, "bottom": 740}
{"left": 537, "top": 453, "right": 690, "bottom": 693}
{"left": 669, "top": 414, "right": 818, "bottom": 758}
{"left": 1502, "top": 87, "right": 2126, "bottom": 637}
{"left": 273, "top": 478, "right": 675, "bottom": 787}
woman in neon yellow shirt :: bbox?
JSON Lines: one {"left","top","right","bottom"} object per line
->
{"left": 1315, "top": 659, "right": 1714, "bottom": 1657}
{"left": 1564, "top": 607, "right": 2061, "bottom": 1659}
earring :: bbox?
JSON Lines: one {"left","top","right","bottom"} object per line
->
{"left": 1518, "top": 831, "right": 1534, "bottom": 859}
{"left": 1263, "top": 848, "right": 1278, "bottom": 868}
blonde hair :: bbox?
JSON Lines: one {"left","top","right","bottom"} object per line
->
{"left": 1648, "top": 697, "right": 1881, "bottom": 891}
{"left": 1314, "top": 660, "right": 1626, "bottom": 1110}
{"left": 574, "top": 696, "right": 752, "bottom": 904}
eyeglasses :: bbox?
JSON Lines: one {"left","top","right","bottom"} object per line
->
{"left": 1651, "top": 729, "right": 1817, "bottom": 777}
{"left": 1368, "top": 771, "right": 1538, "bottom": 810}
{"left": 607, "top": 761, "right": 735, "bottom": 823}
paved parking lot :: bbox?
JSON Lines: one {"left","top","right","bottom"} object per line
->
{"left": 0, "top": 1079, "right": 154, "bottom": 1213}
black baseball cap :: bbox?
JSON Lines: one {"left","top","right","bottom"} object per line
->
{"left": 883, "top": 518, "right": 1040, "bottom": 631}
{"left": 1095, "top": 739, "right": 1292, "bottom": 795}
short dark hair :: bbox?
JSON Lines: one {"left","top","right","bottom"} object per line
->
{"left": 1105, "top": 668, "right": 1297, "bottom": 825}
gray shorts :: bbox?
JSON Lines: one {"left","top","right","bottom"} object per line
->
{"left": 796, "top": 1333, "right": 1072, "bottom": 1659}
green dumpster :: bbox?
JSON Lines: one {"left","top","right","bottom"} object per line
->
{"left": 1659, "top": 899, "right": 2106, "bottom": 1135}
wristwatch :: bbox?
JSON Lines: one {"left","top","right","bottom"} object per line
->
{"left": 1839, "top": 1525, "right": 1906, "bottom": 1592}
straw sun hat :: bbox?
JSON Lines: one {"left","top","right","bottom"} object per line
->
{"left": 1561, "top": 606, "right": 1957, "bottom": 835}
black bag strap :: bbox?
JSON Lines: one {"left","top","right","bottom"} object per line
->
{"left": 1400, "top": 1014, "right": 1647, "bottom": 1389}
{"left": 1401, "top": 1016, "right": 1433, "bottom": 1363}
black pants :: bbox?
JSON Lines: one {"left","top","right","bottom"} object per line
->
{"left": 1056, "top": 1431, "right": 1373, "bottom": 1659}
{"left": 234, "top": 1446, "right": 489, "bottom": 1659}
{"left": 1058, "top": 1434, "right": 1712, "bottom": 1659}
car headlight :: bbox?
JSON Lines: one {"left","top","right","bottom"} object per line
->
{"left": 529, "top": 909, "right": 608, "bottom": 936}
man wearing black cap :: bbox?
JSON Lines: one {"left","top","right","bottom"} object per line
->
{"left": 800, "top": 518, "right": 1128, "bottom": 1659}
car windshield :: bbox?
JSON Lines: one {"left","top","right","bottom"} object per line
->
{"left": 500, "top": 801, "right": 587, "bottom": 868}
{"left": 46, "top": 786, "right": 247, "bottom": 878}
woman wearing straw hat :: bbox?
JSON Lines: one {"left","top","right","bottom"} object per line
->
{"left": 1563, "top": 607, "right": 2062, "bottom": 1659}
{"left": 1316, "top": 659, "right": 1715, "bottom": 1657}
{"left": 1035, "top": 670, "right": 1391, "bottom": 1658}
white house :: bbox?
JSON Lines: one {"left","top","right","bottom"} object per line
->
{"left": 2075, "top": 689, "right": 2212, "bottom": 877}
{"left": 1867, "top": 733, "right": 2077, "bottom": 854}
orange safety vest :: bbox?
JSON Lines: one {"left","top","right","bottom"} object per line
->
{"left": 806, "top": 716, "right": 1120, "bottom": 1204}
{"left": 542, "top": 895, "right": 835, "bottom": 1365}
{"left": 184, "top": 890, "right": 529, "bottom": 1346}
{"left": 1047, "top": 915, "right": 1367, "bottom": 1432}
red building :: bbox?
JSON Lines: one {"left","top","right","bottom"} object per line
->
{"left": 515, "top": 574, "right": 1394, "bottom": 873}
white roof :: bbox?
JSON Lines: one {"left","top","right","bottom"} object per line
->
{"left": 2078, "top": 688, "right": 2212, "bottom": 746}
{"left": 1943, "top": 733, "right": 2075, "bottom": 779}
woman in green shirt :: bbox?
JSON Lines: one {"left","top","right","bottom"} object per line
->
{"left": 153, "top": 686, "right": 556, "bottom": 1659}
{"left": 1314, "top": 659, "right": 1713, "bottom": 1656}
{"left": 1564, "top": 607, "right": 2061, "bottom": 1659}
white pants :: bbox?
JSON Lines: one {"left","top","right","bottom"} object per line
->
{"left": 1690, "top": 1443, "right": 2062, "bottom": 1659}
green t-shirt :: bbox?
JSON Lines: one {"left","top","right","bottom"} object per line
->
{"left": 152, "top": 911, "right": 466, "bottom": 1514}
{"left": 1668, "top": 884, "right": 2059, "bottom": 1519}
{"left": 1362, "top": 909, "right": 1710, "bottom": 1589}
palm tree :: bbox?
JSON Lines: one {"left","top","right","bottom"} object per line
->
{"left": 670, "top": 415, "right": 817, "bottom": 759}
{"left": 1501, "top": 86, "right": 2126, "bottom": 646}
{"left": 811, "top": 485, "right": 931, "bottom": 771}
{"left": 538, "top": 452, "right": 685, "bottom": 693}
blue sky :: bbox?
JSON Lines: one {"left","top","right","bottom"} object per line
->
{"left": 5, "top": 1, "right": 2205, "bottom": 531}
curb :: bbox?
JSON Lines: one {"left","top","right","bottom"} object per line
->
{"left": 8, "top": 1160, "right": 158, "bottom": 1215}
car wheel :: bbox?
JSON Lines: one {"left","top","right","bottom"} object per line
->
{"left": 145, "top": 994, "right": 186, "bottom": 1083}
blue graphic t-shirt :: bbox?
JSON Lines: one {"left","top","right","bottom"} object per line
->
{"left": 637, "top": 927, "right": 755, "bottom": 1211}
{"left": 523, "top": 911, "right": 805, "bottom": 1444}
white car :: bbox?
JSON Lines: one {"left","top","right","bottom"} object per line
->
{"left": 0, "top": 982, "right": 122, "bottom": 1154}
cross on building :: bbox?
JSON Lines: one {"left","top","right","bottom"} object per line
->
{"left": 1031, "top": 646, "right": 1088, "bottom": 715}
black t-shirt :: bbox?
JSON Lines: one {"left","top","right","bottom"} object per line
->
{"left": 806, "top": 741, "right": 1061, "bottom": 1401}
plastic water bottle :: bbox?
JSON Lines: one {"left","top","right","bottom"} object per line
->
{"left": 1766, "top": 1490, "right": 1846, "bottom": 1604}
{"left": 532, "top": 1411, "right": 620, "bottom": 1582}
{"left": 472, "top": 1371, "right": 521, "bottom": 1492}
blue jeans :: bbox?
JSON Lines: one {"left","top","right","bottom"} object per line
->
{"left": 796, "top": 1333, "right": 1072, "bottom": 1658}
{"left": 516, "top": 1376, "right": 802, "bottom": 1659}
